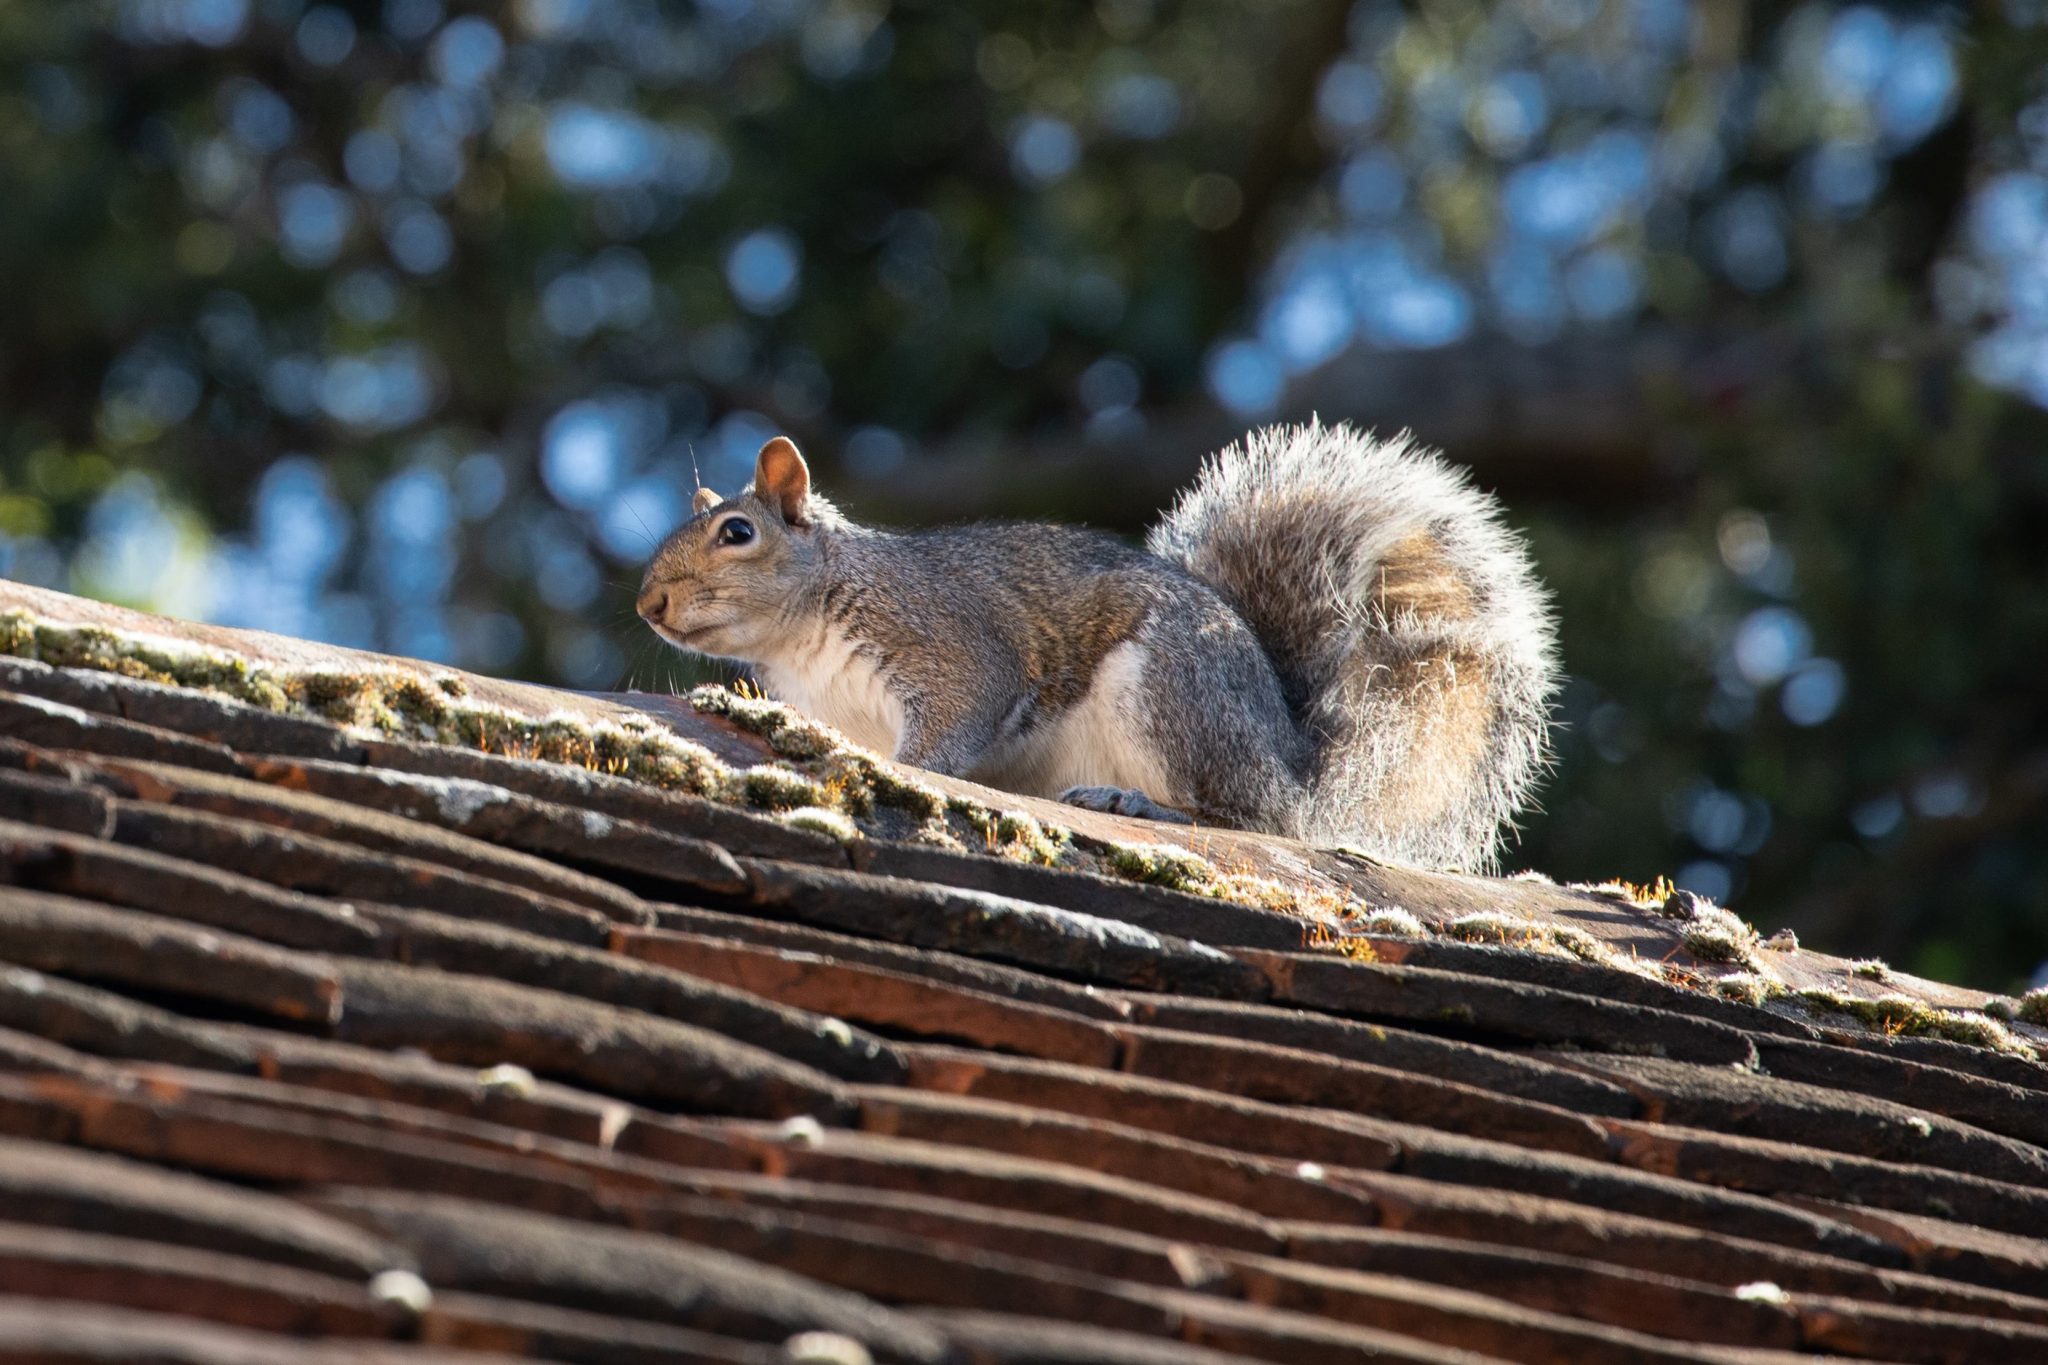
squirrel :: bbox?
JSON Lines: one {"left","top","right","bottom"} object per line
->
{"left": 637, "top": 421, "right": 1558, "bottom": 871}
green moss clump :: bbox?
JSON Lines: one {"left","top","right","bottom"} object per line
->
{"left": 866, "top": 764, "right": 945, "bottom": 820}
{"left": 0, "top": 613, "right": 33, "bottom": 656}
{"left": 949, "top": 800, "right": 1066, "bottom": 866}
{"left": 1353, "top": 906, "right": 1425, "bottom": 938}
{"left": 691, "top": 684, "right": 845, "bottom": 761}
{"left": 736, "top": 765, "right": 833, "bottom": 811}
{"left": 3, "top": 614, "right": 292, "bottom": 710}
{"left": 1797, "top": 989, "right": 2037, "bottom": 1059}
{"left": 1443, "top": 911, "right": 1533, "bottom": 946}
{"left": 386, "top": 674, "right": 454, "bottom": 732}
{"left": 294, "top": 670, "right": 379, "bottom": 723}
{"left": 1103, "top": 841, "right": 1220, "bottom": 893}
{"left": 1436, "top": 910, "right": 1650, "bottom": 976}
{"left": 778, "top": 806, "right": 860, "bottom": 843}
{"left": 2016, "top": 988, "right": 2048, "bottom": 1026}
{"left": 1544, "top": 922, "right": 1615, "bottom": 965}
{"left": 1681, "top": 921, "right": 1756, "bottom": 965}
{"left": 1651, "top": 892, "right": 1765, "bottom": 970}
{"left": 1848, "top": 958, "right": 1892, "bottom": 981}
{"left": 1710, "top": 973, "right": 1779, "bottom": 1007}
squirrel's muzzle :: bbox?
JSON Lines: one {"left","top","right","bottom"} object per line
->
{"left": 636, "top": 586, "right": 670, "bottom": 623}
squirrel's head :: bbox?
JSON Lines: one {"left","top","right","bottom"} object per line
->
{"left": 637, "top": 435, "right": 831, "bottom": 661}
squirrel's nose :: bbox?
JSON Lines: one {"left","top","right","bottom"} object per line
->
{"left": 636, "top": 587, "right": 669, "bottom": 623}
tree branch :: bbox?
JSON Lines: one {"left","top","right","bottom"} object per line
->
{"left": 842, "top": 327, "right": 1731, "bottom": 529}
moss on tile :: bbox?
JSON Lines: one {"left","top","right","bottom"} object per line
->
{"left": 1434, "top": 907, "right": 1659, "bottom": 978}
{"left": 1442, "top": 911, "right": 1542, "bottom": 948}
{"left": 1796, "top": 988, "right": 2037, "bottom": 1060}
{"left": 952, "top": 801, "right": 1067, "bottom": 866}
{"left": 2016, "top": 987, "right": 2048, "bottom": 1027}
{"left": 1652, "top": 888, "right": 1765, "bottom": 971}
{"left": 1103, "top": 840, "right": 1221, "bottom": 893}
{"left": 1848, "top": 958, "right": 1892, "bottom": 982}
{"left": 1709, "top": 972, "right": 1781, "bottom": 1008}
{"left": 1352, "top": 906, "right": 1426, "bottom": 938}
{"left": 1543, "top": 922, "right": 1620, "bottom": 967}
{"left": 1302, "top": 918, "right": 1379, "bottom": 962}
{"left": 736, "top": 765, "right": 834, "bottom": 811}
{"left": 1572, "top": 876, "right": 1675, "bottom": 907}
{"left": 777, "top": 806, "right": 860, "bottom": 843}
{"left": 689, "top": 683, "right": 840, "bottom": 761}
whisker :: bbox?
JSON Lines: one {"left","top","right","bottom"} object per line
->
{"left": 626, "top": 501, "right": 658, "bottom": 546}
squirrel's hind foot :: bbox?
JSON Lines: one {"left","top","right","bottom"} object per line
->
{"left": 1060, "top": 785, "right": 1195, "bottom": 826}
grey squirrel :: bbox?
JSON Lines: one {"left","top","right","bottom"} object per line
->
{"left": 638, "top": 421, "right": 1558, "bottom": 870}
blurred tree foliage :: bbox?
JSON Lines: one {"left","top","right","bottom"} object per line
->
{"left": 1, "top": 0, "right": 2045, "bottom": 987}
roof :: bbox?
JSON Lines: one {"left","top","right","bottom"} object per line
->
{"left": 0, "top": 576, "right": 2045, "bottom": 1364}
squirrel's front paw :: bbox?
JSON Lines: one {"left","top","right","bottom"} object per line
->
{"left": 1060, "top": 785, "right": 1196, "bottom": 826}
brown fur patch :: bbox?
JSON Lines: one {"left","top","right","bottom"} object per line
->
{"left": 1023, "top": 579, "right": 1151, "bottom": 710}
{"left": 1372, "top": 649, "right": 1494, "bottom": 824}
{"left": 1372, "top": 531, "right": 1477, "bottom": 623}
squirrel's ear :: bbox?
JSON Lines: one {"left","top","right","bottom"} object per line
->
{"left": 753, "top": 436, "right": 813, "bottom": 525}
{"left": 692, "top": 487, "right": 720, "bottom": 516}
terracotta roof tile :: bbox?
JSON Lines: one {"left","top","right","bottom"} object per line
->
{"left": 1209, "top": 1254, "right": 1796, "bottom": 1364}
{"left": 104, "top": 798, "right": 625, "bottom": 943}
{"left": 410, "top": 1290, "right": 785, "bottom": 1365}
{"left": 619, "top": 926, "right": 1126, "bottom": 1067}
{"left": 0, "top": 1298, "right": 524, "bottom": 1364}
{"left": 855, "top": 1085, "right": 1383, "bottom": 1225}
{"left": 849, "top": 839, "right": 1333, "bottom": 953}
{"left": 0, "top": 818, "right": 385, "bottom": 954}
{"left": 327, "top": 959, "right": 856, "bottom": 1120}
{"left": 366, "top": 905, "right": 906, "bottom": 1082}
{"left": 0, "top": 1223, "right": 399, "bottom": 1338}
{"left": 739, "top": 859, "right": 1272, "bottom": 998}
{"left": 0, "top": 886, "right": 343, "bottom": 1024}
{"left": 0, "top": 1135, "right": 403, "bottom": 1276}
{"left": 1562, "top": 1051, "right": 2048, "bottom": 1183}
{"left": 1753, "top": 1034, "right": 2048, "bottom": 1148}
{"left": 95, "top": 756, "right": 677, "bottom": 918}
{"left": 1113, "top": 1027, "right": 1615, "bottom": 1160}
{"left": 0, "top": 963, "right": 262, "bottom": 1070}
{"left": 1356, "top": 933, "right": 1825, "bottom": 1039}
{"left": 1239, "top": 949, "right": 1766, "bottom": 1064}
{"left": 311, "top": 1190, "right": 962, "bottom": 1361}
{"left": 0, "top": 658, "right": 369, "bottom": 763}
{"left": 1, "top": 580, "right": 2045, "bottom": 1362}
{"left": 0, "top": 689, "right": 242, "bottom": 774}
{"left": 1600, "top": 1115, "right": 2048, "bottom": 1240}
{"left": 644, "top": 905, "right": 1139, "bottom": 1019}
{"left": 1117, "top": 995, "right": 1642, "bottom": 1116}
{"left": 918, "top": 1311, "right": 1264, "bottom": 1365}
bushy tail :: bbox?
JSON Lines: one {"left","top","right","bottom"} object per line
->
{"left": 1148, "top": 420, "right": 1559, "bottom": 870}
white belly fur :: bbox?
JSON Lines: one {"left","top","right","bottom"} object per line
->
{"left": 755, "top": 623, "right": 905, "bottom": 755}
{"left": 975, "top": 641, "right": 1179, "bottom": 803}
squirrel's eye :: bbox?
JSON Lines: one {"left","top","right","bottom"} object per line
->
{"left": 715, "top": 516, "right": 756, "bottom": 547}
